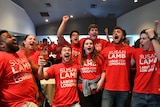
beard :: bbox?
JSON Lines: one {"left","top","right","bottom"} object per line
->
{"left": 7, "top": 43, "right": 19, "bottom": 53}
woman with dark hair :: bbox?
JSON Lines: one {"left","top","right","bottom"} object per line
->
{"left": 77, "top": 38, "right": 106, "bottom": 107}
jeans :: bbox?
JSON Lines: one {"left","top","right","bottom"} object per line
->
{"left": 102, "top": 90, "right": 129, "bottom": 107}
{"left": 131, "top": 92, "right": 160, "bottom": 107}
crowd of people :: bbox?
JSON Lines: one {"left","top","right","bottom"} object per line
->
{"left": 0, "top": 16, "right": 160, "bottom": 107}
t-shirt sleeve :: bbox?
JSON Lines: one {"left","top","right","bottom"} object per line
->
{"left": 0, "top": 55, "right": 5, "bottom": 79}
{"left": 100, "top": 48, "right": 106, "bottom": 57}
{"left": 46, "top": 65, "right": 56, "bottom": 78}
{"left": 97, "top": 54, "right": 106, "bottom": 73}
{"left": 58, "top": 36, "right": 70, "bottom": 46}
{"left": 131, "top": 48, "right": 137, "bottom": 60}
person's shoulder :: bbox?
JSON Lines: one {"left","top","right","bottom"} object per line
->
{"left": 99, "top": 38, "right": 107, "bottom": 41}
{"left": 79, "top": 38, "right": 86, "bottom": 42}
{"left": 132, "top": 48, "right": 143, "bottom": 54}
{"left": 34, "top": 50, "right": 41, "bottom": 55}
{"left": 124, "top": 45, "right": 135, "bottom": 50}
{"left": 0, "top": 51, "right": 7, "bottom": 59}
{"left": 0, "top": 51, "right": 15, "bottom": 57}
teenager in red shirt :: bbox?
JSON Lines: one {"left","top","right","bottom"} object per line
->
{"left": 57, "top": 15, "right": 81, "bottom": 58}
{"left": 80, "top": 24, "right": 109, "bottom": 52}
{"left": 38, "top": 45, "right": 81, "bottom": 107}
{"left": 131, "top": 28, "right": 160, "bottom": 107}
{"left": 0, "top": 30, "right": 38, "bottom": 107}
{"left": 101, "top": 26, "right": 135, "bottom": 107}
{"left": 57, "top": 16, "right": 109, "bottom": 58}
{"left": 77, "top": 38, "right": 106, "bottom": 107}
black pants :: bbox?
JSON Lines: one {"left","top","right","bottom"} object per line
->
{"left": 78, "top": 89, "right": 102, "bottom": 107}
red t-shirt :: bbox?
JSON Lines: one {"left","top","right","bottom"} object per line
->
{"left": 132, "top": 48, "right": 160, "bottom": 94}
{"left": 58, "top": 36, "right": 81, "bottom": 52}
{"left": 0, "top": 52, "right": 37, "bottom": 107}
{"left": 29, "top": 50, "right": 41, "bottom": 65}
{"left": 18, "top": 49, "right": 40, "bottom": 65}
{"left": 79, "top": 38, "right": 109, "bottom": 52}
{"left": 101, "top": 44, "right": 134, "bottom": 91}
{"left": 77, "top": 54, "right": 105, "bottom": 93}
{"left": 46, "top": 62, "right": 80, "bottom": 107}
{"left": 58, "top": 37, "right": 82, "bottom": 60}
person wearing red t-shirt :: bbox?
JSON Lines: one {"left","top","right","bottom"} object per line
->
{"left": 39, "top": 38, "right": 51, "bottom": 61}
{"left": 130, "top": 28, "right": 160, "bottom": 107}
{"left": 19, "top": 34, "right": 49, "bottom": 106}
{"left": 77, "top": 38, "right": 106, "bottom": 107}
{"left": 0, "top": 30, "right": 38, "bottom": 107}
{"left": 49, "top": 39, "right": 62, "bottom": 64}
{"left": 38, "top": 45, "right": 81, "bottom": 107}
{"left": 101, "top": 26, "right": 135, "bottom": 107}
{"left": 57, "top": 16, "right": 109, "bottom": 59}
{"left": 57, "top": 15, "right": 81, "bottom": 58}
{"left": 80, "top": 24, "right": 109, "bottom": 52}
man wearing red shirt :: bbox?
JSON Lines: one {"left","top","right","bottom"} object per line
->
{"left": 38, "top": 45, "right": 81, "bottom": 107}
{"left": 57, "top": 16, "right": 109, "bottom": 58}
{"left": 131, "top": 28, "right": 160, "bottom": 107}
{"left": 80, "top": 24, "right": 109, "bottom": 52}
{"left": 0, "top": 30, "right": 38, "bottom": 107}
{"left": 101, "top": 26, "right": 134, "bottom": 107}
{"left": 57, "top": 15, "right": 81, "bottom": 58}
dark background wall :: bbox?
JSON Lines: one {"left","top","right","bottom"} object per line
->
{"left": 36, "top": 16, "right": 116, "bottom": 35}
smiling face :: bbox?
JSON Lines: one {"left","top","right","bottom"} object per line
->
{"left": 23, "top": 34, "right": 36, "bottom": 51}
{"left": 88, "top": 28, "right": 98, "bottom": 40}
{"left": 112, "top": 28, "right": 124, "bottom": 44}
{"left": 83, "top": 39, "right": 94, "bottom": 54}
{"left": 61, "top": 46, "right": 72, "bottom": 63}
{"left": 140, "top": 33, "right": 153, "bottom": 51}
{"left": 0, "top": 31, "right": 19, "bottom": 53}
{"left": 70, "top": 32, "right": 79, "bottom": 45}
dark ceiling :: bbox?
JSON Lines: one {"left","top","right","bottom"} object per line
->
{"left": 11, "top": 0, "right": 155, "bottom": 27}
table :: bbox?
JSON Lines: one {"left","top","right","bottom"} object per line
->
{"left": 40, "top": 67, "right": 55, "bottom": 104}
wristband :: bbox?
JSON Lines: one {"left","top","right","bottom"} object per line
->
{"left": 150, "top": 36, "right": 157, "bottom": 41}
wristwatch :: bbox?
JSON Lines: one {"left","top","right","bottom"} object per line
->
{"left": 150, "top": 36, "right": 157, "bottom": 41}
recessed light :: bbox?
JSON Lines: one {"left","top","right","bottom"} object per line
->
{"left": 70, "top": 15, "right": 73, "bottom": 18}
{"left": 45, "top": 19, "right": 49, "bottom": 22}
{"left": 134, "top": 0, "right": 138, "bottom": 3}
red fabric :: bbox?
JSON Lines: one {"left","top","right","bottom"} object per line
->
{"left": 0, "top": 52, "right": 37, "bottom": 107}
{"left": 101, "top": 44, "right": 134, "bottom": 91}
{"left": 58, "top": 36, "right": 81, "bottom": 56}
{"left": 77, "top": 54, "right": 105, "bottom": 93}
{"left": 30, "top": 50, "right": 41, "bottom": 65}
{"left": 38, "top": 44, "right": 51, "bottom": 60}
{"left": 46, "top": 62, "right": 80, "bottom": 107}
{"left": 132, "top": 48, "right": 160, "bottom": 94}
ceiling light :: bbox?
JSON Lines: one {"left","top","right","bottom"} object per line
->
{"left": 45, "top": 19, "right": 49, "bottom": 22}
{"left": 70, "top": 15, "right": 73, "bottom": 18}
{"left": 102, "top": 0, "right": 106, "bottom": 1}
{"left": 134, "top": 0, "right": 138, "bottom": 3}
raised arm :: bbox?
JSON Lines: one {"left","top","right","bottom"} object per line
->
{"left": 154, "top": 20, "right": 159, "bottom": 33}
{"left": 104, "top": 28, "right": 110, "bottom": 42}
{"left": 57, "top": 15, "right": 70, "bottom": 38}
{"left": 146, "top": 28, "right": 160, "bottom": 61}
